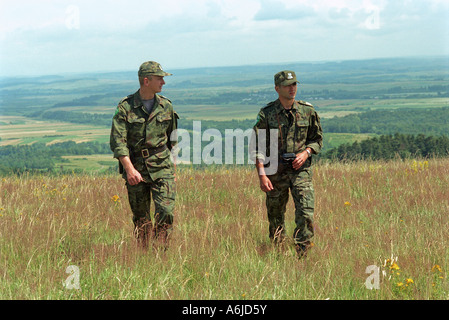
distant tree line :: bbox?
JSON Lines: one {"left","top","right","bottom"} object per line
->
{"left": 300, "top": 84, "right": 449, "bottom": 100}
{"left": 31, "top": 110, "right": 112, "bottom": 127}
{"left": 321, "top": 107, "right": 449, "bottom": 136}
{"left": 0, "top": 141, "right": 111, "bottom": 174}
{"left": 1, "top": 133, "right": 449, "bottom": 174}
{"left": 30, "top": 110, "right": 257, "bottom": 132}
{"left": 178, "top": 119, "right": 255, "bottom": 132}
{"left": 6, "top": 106, "right": 447, "bottom": 174}
{"left": 31, "top": 106, "right": 449, "bottom": 138}
{"left": 170, "top": 85, "right": 449, "bottom": 105}
{"left": 321, "top": 133, "right": 449, "bottom": 160}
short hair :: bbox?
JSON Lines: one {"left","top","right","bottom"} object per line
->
{"left": 139, "top": 75, "right": 152, "bottom": 86}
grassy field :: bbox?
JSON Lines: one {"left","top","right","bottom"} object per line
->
{"left": 314, "top": 97, "right": 449, "bottom": 116}
{"left": 0, "top": 115, "right": 110, "bottom": 146}
{"left": 1, "top": 158, "right": 448, "bottom": 300}
{"left": 2, "top": 96, "right": 447, "bottom": 146}
{"left": 55, "top": 155, "right": 117, "bottom": 172}
{"left": 158, "top": 97, "right": 449, "bottom": 121}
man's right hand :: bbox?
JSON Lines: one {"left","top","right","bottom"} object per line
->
{"left": 126, "top": 167, "right": 144, "bottom": 185}
{"left": 119, "top": 156, "right": 144, "bottom": 185}
{"left": 259, "top": 175, "right": 274, "bottom": 193}
{"left": 256, "top": 160, "right": 274, "bottom": 192}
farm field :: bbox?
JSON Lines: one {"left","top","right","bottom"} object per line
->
{"left": 1, "top": 95, "right": 448, "bottom": 146}
{"left": 155, "top": 97, "right": 449, "bottom": 121}
{"left": 0, "top": 158, "right": 448, "bottom": 300}
{"left": 0, "top": 115, "right": 110, "bottom": 146}
{"left": 56, "top": 155, "right": 117, "bottom": 172}
{"left": 1, "top": 57, "right": 448, "bottom": 161}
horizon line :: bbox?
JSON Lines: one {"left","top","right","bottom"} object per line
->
{"left": 1, "top": 54, "right": 448, "bottom": 80}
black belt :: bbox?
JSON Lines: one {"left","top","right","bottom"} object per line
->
{"left": 134, "top": 145, "right": 168, "bottom": 159}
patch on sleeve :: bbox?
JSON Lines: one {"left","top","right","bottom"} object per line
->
{"left": 254, "top": 113, "right": 261, "bottom": 126}
{"left": 113, "top": 106, "right": 119, "bottom": 117}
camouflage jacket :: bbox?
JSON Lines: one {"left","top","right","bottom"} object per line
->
{"left": 110, "top": 90, "right": 178, "bottom": 180}
{"left": 252, "top": 99, "right": 323, "bottom": 169}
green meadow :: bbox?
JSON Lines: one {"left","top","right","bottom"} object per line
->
{"left": 0, "top": 159, "right": 448, "bottom": 299}
{"left": 0, "top": 57, "right": 448, "bottom": 302}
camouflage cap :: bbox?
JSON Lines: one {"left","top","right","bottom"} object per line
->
{"left": 138, "top": 61, "right": 173, "bottom": 78}
{"left": 274, "top": 70, "right": 299, "bottom": 86}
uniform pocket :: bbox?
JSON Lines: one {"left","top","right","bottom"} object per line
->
{"left": 295, "top": 119, "right": 309, "bottom": 143}
{"left": 296, "top": 120, "right": 308, "bottom": 130}
{"left": 129, "top": 117, "right": 146, "bottom": 124}
{"left": 156, "top": 113, "right": 172, "bottom": 132}
{"left": 127, "top": 116, "right": 146, "bottom": 144}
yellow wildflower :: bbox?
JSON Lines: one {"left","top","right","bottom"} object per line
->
{"left": 390, "top": 262, "right": 400, "bottom": 270}
{"left": 432, "top": 264, "right": 442, "bottom": 273}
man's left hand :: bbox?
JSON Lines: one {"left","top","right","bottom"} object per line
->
{"left": 292, "top": 150, "right": 310, "bottom": 170}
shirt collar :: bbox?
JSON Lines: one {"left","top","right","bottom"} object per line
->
{"left": 276, "top": 99, "right": 298, "bottom": 114}
{"left": 133, "top": 90, "right": 161, "bottom": 108}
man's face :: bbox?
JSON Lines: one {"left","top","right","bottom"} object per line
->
{"left": 145, "top": 75, "right": 165, "bottom": 93}
{"left": 275, "top": 83, "right": 297, "bottom": 100}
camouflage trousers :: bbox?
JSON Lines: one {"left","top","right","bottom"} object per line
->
{"left": 126, "top": 175, "right": 176, "bottom": 245}
{"left": 266, "top": 167, "right": 315, "bottom": 245}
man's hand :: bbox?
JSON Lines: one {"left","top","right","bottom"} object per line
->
{"left": 292, "top": 148, "right": 311, "bottom": 170}
{"left": 259, "top": 175, "right": 274, "bottom": 193}
{"left": 119, "top": 156, "right": 144, "bottom": 185}
{"left": 256, "top": 160, "right": 274, "bottom": 192}
{"left": 126, "top": 167, "right": 144, "bottom": 185}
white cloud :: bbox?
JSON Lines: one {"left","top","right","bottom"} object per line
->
{"left": 0, "top": 0, "right": 448, "bottom": 76}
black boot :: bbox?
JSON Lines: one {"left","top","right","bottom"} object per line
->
{"left": 295, "top": 241, "right": 311, "bottom": 259}
{"left": 153, "top": 224, "right": 171, "bottom": 251}
{"left": 134, "top": 218, "right": 153, "bottom": 250}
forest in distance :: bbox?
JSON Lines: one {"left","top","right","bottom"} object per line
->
{"left": 1, "top": 133, "right": 449, "bottom": 174}
{"left": 0, "top": 56, "right": 448, "bottom": 174}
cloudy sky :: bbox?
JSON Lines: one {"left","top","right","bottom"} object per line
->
{"left": 0, "top": 0, "right": 448, "bottom": 77}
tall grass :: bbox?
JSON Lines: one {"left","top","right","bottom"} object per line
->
{"left": 0, "top": 158, "right": 448, "bottom": 299}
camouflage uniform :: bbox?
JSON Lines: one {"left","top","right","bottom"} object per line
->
{"left": 253, "top": 71, "right": 323, "bottom": 249}
{"left": 110, "top": 61, "right": 178, "bottom": 245}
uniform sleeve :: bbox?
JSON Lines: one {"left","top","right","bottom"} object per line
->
{"left": 167, "top": 109, "right": 179, "bottom": 150}
{"left": 306, "top": 110, "right": 323, "bottom": 155}
{"left": 250, "top": 109, "right": 268, "bottom": 163}
{"left": 109, "top": 103, "right": 130, "bottom": 159}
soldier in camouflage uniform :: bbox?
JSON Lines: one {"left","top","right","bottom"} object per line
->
{"left": 110, "top": 61, "right": 178, "bottom": 249}
{"left": 252, "top": 70, "right": 323, "bottom": 258}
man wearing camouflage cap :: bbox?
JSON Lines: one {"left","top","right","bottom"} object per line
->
{"left": 110, "top": 61, "right": 178, "bottom": 249}
{"left": 251, "top": 70, "right": 323, "bottom": 258}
